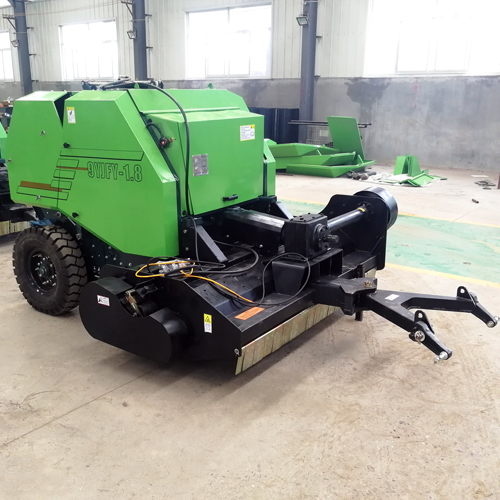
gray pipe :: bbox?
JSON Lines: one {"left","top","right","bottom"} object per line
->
{"left": 133, "top": 0, "right": 148, "bottom": 80}
{"left": 8, "top": 0, "right": 32, "bottom": 95}
{"left": 298, "top": 1, "right": 318, "bottom": 143}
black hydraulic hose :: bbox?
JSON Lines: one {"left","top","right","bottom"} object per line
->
{"left": 139, "top": 82, "right": 192, "bottom": 216}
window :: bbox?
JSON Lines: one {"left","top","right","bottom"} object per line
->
{"left": 187, "top": 5, "right": 272, "bottom": 79}
{"left": 0, "top": 32, "right": 13, "bottom": 80}
{"left": 60, "top": 21, "right": 118, "bottom": 80}
{"left": 365, "top": 0, "right": 500, "bottom": 76}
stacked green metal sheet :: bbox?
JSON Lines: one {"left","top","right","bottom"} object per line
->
{"left": 268, "top": 117, "right": 375, "bottom": 178}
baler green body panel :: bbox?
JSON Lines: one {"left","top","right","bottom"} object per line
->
{"left": 6, "top": 89, "right": 269, "bottom": 258}
{"left": 128, "top": 89, "right": 267, "bottom": 214}
{"left": 6, "top": 91, "right": 68, "bottom": 208}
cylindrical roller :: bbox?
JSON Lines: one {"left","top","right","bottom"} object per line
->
{"left": 354, "top": 186, "right": 398, "bottom": 229}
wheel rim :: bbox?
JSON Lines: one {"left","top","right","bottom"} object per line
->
{"left": 29, "top": 250, "right": 57, "bottom": 292}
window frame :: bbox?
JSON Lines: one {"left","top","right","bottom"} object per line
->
{"left": 0, "top": 30, "right": 14, "bottom": 82}
{"left": 185, "top": 3, "right": 273, "bottom": 80}
{"left": 59, "top": 19, "right": 119, "bottom": 81}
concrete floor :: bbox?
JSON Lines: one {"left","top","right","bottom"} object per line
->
{"left": 1, "top": 165, "right": 499, "bottom": 499}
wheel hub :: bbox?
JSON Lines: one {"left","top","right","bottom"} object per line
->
{"left": 30, "top": 251, "right": 57, "bottom": 291}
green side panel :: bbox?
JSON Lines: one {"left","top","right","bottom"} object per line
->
{"left": 268, "top": 143, "right": 320, "bottom": 157}
{"left": 408, "top": 155, "right": 422, "bottom": 177}
{"left": 358, "top": 160, "right": 376, "bottom": 168}
{"left": 6, "top": 91, "right": 68, "bottom": 211}
{"left": 306, "top": 146, "right": 339, "bottom": 155}
{"left": 406, "top": 173, "right": 435, "bottom": 186}
{"left": 394, "top": 155, "right": 422, "bottom": 176}
{"left": 263, "top": 139, "right": 276, "bottom": 196}
{"left": 128, "top": 88, "right": 250, "bottom": 114}
{"left": 130, "top": 89, "right": 265, "bottom": 215}
{"left": 286, "top": 164, "right": 364, "bottom": 177}
{"left": 280, "top": 152, "right": 357, "bottom": 166}
{"left": 274, "top": 157, "right": 289, "bottom": 171}
{"left": 56, "top": 91, "right": 179, "bottom": 257}
{"left": 394, "top": 155, "right": 407, "bottom": 174}
{"left": 327, "top": 116, "right": 368, "bottom": 161}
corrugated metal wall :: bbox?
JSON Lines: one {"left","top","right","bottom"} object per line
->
{"left": 317, "top": 0, "right": 369, "bottom": 78}
{"left": 25, "top": 0, "right": 133, "bottom": 82}
{"left": 0, "top": 4, "right": 20, "bottom": 82}
{"left": 0, "top": 0, "right": 367, "bottom": 84}
{"left": 148, "top": 0, "right": 367, "bottom": 80}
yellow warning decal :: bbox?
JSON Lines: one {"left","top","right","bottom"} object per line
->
{"left": 67, "top": 107, "right": 76, "bottom": 124}
{"left": 240, "top": 124, "right": 255, "bottom": 141}
{"left": 204, "top": 314, "right": 212, "bottom": 333}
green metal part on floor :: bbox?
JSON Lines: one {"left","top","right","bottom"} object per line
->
{"left": 268, "top": 116, "right": 375, "bottom": 178}
{"left": 393, "top": 155, "right": 447, "bottom": 186}
{"left": 281, "top": 198, "right": 500, "bottom": 284}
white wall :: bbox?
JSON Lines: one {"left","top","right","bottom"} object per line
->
{"left": 25, "top": 0, "right": 134, "bottom": 82}
{"left": 0, "top": 0, "right": 368, "bottom": 84}
{"left": 148, "top": 0, "right": 368, "bottom": 80}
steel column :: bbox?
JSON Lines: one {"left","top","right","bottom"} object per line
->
{"left": 8, "top": 0, "right": 32, "bottom": 95}
{"left": 133, "top": 0, "right": 148, "bottom": 80}
{"left": 298, "top": 1, "right": 318, "bottom": 144}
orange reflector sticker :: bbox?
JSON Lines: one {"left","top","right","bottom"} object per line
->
{"left": 235, "top": 307, "right": 264, "bottom": 320}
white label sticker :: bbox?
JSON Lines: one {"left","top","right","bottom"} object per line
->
{"left": 204, "top": 314, "right": 212, "bottom": 333}
{"left": 385, "top": 294, "right": 399, "bottom": 301}
{"left": 240, "top": 125, "right": 255, "bottom": 141}
{"left": 67, "top": 107, "right": 76, "bottom": 124}
{"left": 97, "top": 295, "right": 110, "bottom": 306}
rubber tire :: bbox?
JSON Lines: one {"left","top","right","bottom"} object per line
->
{"left": 13, "top": 225, "right": 88, "bottom": 316}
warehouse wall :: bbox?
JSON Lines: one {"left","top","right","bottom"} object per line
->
{"left": 26, "top": 0, "right": 133, "bottom": 82}
{"left": 0, "top": 0, "right": 497, "bottom": 170}
{"left": 315, "top": 76, "right": 500, "bottom": 172}
{"left": 148, "top": 0, "right": 367, "bottom": 79}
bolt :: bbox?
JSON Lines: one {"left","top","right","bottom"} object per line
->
{"left": 234, "top": 349, "right": 240, "bottom": 356}
{"left": 364, "top": 280, "right": 372, "bottom": 288}
{"left": 128, "top": 263, "right": 132, "bottom": 267}
{"left": 414, "top": 331, "right": 425, "bottom": 343}
{"left": 183, "top": 229, "right": 187, "bottom": 234}
{"left": 259, "top": 244, "right": 263, "bottom": 249}
{"left": 185, "top": 247, "right": 189, "bottom": 251}
{"left": 119, "top": 262, "right": 123, "bottom": 266}
{"left": 434, "top": 351, "right": 449, "bottom": 364}
{"left": 40, "top": 130, "right": 46, "bottom": 135}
